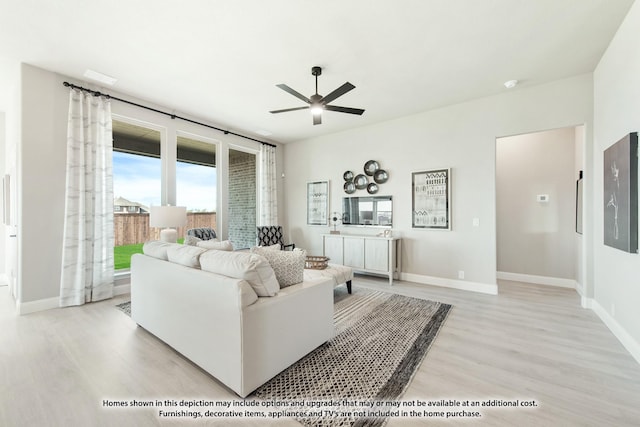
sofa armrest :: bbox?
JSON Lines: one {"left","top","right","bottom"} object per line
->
{"left": 239, "top": 277, "right": 334, "bottom": 396}
{"left": 131, "top": 253, "right": 258, "bottom": 394}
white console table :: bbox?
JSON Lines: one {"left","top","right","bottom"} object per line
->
{"left": 322, "top": 234, "right": 401, "bottom": 284}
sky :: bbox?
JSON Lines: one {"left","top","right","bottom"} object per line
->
{"left": 113, "top": 151, "right": 217, "bottom": 211}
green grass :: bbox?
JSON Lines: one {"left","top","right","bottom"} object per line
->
{"left": 114, "top": 239, "right": 184, "bottom": 270}
{"left": 114, "top": 243, "right": 144, "bottom": 270}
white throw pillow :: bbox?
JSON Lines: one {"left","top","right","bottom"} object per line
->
{"left": 142, "top": 241, "right": 179, "bottom": 260}
{"left": 259, "top": 243, "right": 282, "bottom": 251}
{"left": 200, "top": 250, "right": 279, "bottom": 297}
{"left": 196, "top": 239, "right": 234, "bottom": 251}
{"left": 183, "top": 235, "right": 203, "bottom": 246}
{"left": 251, "top": 246, "right": 306, "bottom": 288}
{"left": 166, "top": 245, "right": 208, "bottom": 268}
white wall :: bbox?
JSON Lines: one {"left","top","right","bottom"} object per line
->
{"left": 593, "top": 0, "right": 640, "bottom": 358}
{"left": 284, "top": 74, "right": 593, "bottom": 293}
{"left": 0, "top": 113, "right": 5, "bottom": 278}
{"left": 496, "top": 127, "right": 578, "bottom": 282}
{"left": 16, "top": 63, "right": 284, "bottom": 311}
{"left": 0, "top": 57, "right": 20, "bottom": 297}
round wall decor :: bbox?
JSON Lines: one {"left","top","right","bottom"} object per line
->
{"left": 373, "top": 169, "right": 388, "bottom": 184}
{"left": 344, "top": 181, "right": 356, "bottom": 194}
{"left": 364, "top": 160, "right": 379, "bottom": 176}
{"left": 354, "top": 174, "right": 368, "bottom": 189}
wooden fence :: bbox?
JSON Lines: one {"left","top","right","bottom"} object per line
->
{"left": 114, "top": 212, "right": 217, "bottom": 246}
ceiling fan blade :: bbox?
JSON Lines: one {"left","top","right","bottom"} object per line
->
{"left": 321, "top": 82, "right": 355, "bottom": 104}
{"left": 325, "top": 105, "right": 365, "bottom": 115}
{"left": 270, "top": 106, "right": 310, "bottom": 114}
{"left": 313, "top": 114, "right": 322, "bottom": 125}
{"left": 276, "top": 84, "right": 311, "bottom": 104}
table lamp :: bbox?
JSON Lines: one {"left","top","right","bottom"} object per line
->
{"left": 150, "top": 205, "right": 187, "bottom": 243}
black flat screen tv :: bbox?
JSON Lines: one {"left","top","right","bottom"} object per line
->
{"left": 342, "top": 196, "right": 392, "bottom": 226}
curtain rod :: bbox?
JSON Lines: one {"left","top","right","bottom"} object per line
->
{"left": 62, "top": 82, "right": 276, "bottom": 148}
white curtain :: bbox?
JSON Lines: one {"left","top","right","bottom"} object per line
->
{"left": 60, "top": 89, "right": 114, "bottom": 307}
{"left": 259, "top": 144, "right": 278, "bottom": 225}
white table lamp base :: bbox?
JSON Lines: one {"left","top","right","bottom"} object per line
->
{"left": 160, "top": 228, "right": 178, "bottom": 243}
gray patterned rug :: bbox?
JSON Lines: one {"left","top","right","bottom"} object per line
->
{"left": 116, "top": 300, "right": 131, "bottom": 316}
{"left": 252, "top": 288, "right": 452, "bottom": 427}
{"left": 115, "top": 288, "right": 452, "bottom": 426}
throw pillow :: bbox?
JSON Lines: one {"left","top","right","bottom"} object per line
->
{"left": 196, "top": 239, "right": 234, "bottom": 251}
{"left": 257, "top": 243, "right": 282, "bottom": 251}
{"left": 183, "top": 235, "right": 202, "bottom": 246}
{"left": 166, "top": 245, "right": 208, "bottom": 268}
{"left": 142, "top": 241, "right": 179, "bottom": 260}
{"left": 251, "top": 246, "right": 306, "bottom": 288}
{"left": 200, "top": 250, "right": 279, "bottom": 297}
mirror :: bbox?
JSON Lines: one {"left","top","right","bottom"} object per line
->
{"left": 342, "top": 196, "right": 392, "bottom": 226}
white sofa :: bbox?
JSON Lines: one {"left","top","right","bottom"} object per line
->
{"left": 130, "top": 249, "right": 335, "bottom": 398}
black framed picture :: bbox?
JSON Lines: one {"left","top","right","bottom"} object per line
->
{"left": 412, "top": 168, "right": 451, "bottom": 230}
{"left": 603, "top": 132, "right": 638, "bottom": 253}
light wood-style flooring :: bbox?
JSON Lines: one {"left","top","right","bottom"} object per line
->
{"left": 1, "top": 276, "right": 640, "bottom": 426}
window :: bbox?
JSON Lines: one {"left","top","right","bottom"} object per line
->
{"left": 176, "top": 134, "right": 217, "bottom": 235}
{"left": 112, "top": 120, "right": 161, "bottom": 270}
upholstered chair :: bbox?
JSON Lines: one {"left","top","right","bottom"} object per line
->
{"left": 256, "top": 226, "right": 295, "bottom": 250}
{"left": 186, "top": 227, "right": 217, "bottom": 241}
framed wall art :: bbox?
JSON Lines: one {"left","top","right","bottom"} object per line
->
{"left": 307, "top": 180, "right": 329, "bottom": 226}
{"left": 412, "top": 168, "right": 451, "bottom": 230}
{"left": 603, "top": 132, "right": 638, "bottom": 253}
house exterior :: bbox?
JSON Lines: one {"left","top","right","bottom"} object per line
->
{"left": 113, "top": 196, "right": 148, "bottom": 214}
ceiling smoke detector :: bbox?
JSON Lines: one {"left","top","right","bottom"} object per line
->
{"left": 504, "top": 79, "right": 518, "bottom": 89}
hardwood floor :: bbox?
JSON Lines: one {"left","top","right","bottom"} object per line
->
{"left": 1, "top": 276, "right": 639, "bottom": 426}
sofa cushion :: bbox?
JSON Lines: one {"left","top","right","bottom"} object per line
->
{"left": 167, "top": 245, "right": 208, "bottom": 268}
{"left": 251, "top": 246, "right": 306, "bottom": 288}
{"left": 143, "top": 241, "right": 179, "bottom": 260}
{"left": 197, "top": 239, "right": 234, "bottom": 251}
{"left": 200, "top": 250, "right": 279, "bottom": 297}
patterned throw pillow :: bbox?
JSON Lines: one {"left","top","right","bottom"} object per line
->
{"left": 251, "top": 246, "right": 306, "bottom": 288}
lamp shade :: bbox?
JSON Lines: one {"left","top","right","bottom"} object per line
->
{"left": 149, "top": 206, "right": 187, "bottom": 228}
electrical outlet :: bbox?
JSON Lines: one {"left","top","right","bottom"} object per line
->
{"left": 473, "top": 218, "right": 480, "bottom": 227}
{"left": 458, "top": 270, "right": 465, "bottom": 279}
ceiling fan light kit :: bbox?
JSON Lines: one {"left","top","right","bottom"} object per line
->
{"left": 270, "top": 66, "right": 365, "bottom": 125}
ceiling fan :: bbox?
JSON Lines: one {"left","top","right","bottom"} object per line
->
{"left": 270, "top": 66, "right": 365, "bottom": 125}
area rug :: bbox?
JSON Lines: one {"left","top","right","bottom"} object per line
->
{"left": 251, "top": 288, "right": 452, "bottom": 427}
{"left": 116, "top": 300, "right": 131, "bottom": 316}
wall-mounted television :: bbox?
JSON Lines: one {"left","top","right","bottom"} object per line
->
{"left": 342, "top": 196, "right": 392, "bottom": 226}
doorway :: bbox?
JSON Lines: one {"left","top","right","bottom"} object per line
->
{"left": 496, "top": 126, "right": 585, "bottom": 291}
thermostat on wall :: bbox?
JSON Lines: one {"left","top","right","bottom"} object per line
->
{"left": 537, "top": 194, "right": 549, "bottom": 203}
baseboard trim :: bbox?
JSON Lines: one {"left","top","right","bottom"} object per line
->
{"left": 17, "top": 296, "right": 59, "bottom": 315}
{"left": 497, "top": 271, "right": 577, "bottom": 289}
{"left": 17, "top": 283, "right": 130, "bottom": 315}
{"left": 590, "top": 298, "right": 640, "bottom": 365}
{"left": 114, "top": 283, "right": 130, "bottom": 296}
{"left": 400, "top": 272, "right": 498, "bottom": 295}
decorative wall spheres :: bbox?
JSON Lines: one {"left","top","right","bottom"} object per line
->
{"left": 343, "top": 160, "right": 388, "bottom": 194}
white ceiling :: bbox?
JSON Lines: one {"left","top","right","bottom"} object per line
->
{"left": 0, "top": 0, "right": 634, "bottom": 143}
